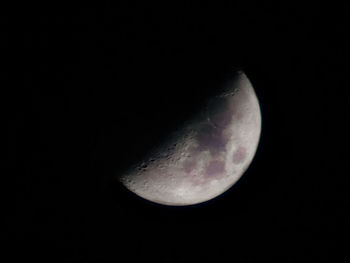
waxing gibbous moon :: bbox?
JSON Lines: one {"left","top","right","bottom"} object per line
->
{"left": 120, "top": 71, "right": 261, "bottom": 206}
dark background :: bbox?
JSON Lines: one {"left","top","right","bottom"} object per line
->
{"left": 2, "top": 1, "right": 349, "bottom": 262}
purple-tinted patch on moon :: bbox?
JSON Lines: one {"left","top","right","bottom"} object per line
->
{"left": 196, "top": 124, "right": 228, "bottom": 154}
{"left": 205, "top": 160, "right": 225, "bottom": 178}
{"left": 233, "top": 146, "right": 246, "bottom": 164}
{"left": 182, "top": 159, "right": 197, "bottom": 174}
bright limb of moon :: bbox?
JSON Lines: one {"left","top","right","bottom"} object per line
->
{"left": 120, "top": 71, "right": 261, "bottom": 206}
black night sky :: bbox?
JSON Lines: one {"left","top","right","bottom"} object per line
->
{"left": 3, "top": 1, "right": 349, "bottom": 262}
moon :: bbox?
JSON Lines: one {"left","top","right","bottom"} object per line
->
{"left": 120, "top": 71, "right": 261, "bottom": 206}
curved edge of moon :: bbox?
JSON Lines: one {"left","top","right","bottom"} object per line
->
{"left": 119, "top": 71, "right": 262, "bottom": 206}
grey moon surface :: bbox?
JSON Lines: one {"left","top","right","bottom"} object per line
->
{"left": 120, "top": 71, "right": 262, "bottom": 206}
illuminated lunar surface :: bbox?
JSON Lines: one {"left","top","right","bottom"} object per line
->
{"left": 120, "top": 71, "right": 261, "bottom": 206}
